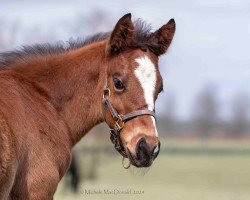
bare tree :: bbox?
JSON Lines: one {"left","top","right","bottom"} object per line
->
{"left": 160, "top": 90, "right": 177, "bottom": 133}
{"left": 0, "top": 18, "right": 21, "bottom": 51}
{"left": 192, "top": 84, "right": 219, "bottom": 138}
{"left": 229, "top": 92, "right": 250, "bottom": 136}
{"left": 64, "top": 9, "right": 112, "bottom": 37}
{"left": 0, "top": 19, "right": 6, "bottom": 51}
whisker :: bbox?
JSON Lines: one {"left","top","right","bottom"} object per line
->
{"left": 128, "top": 165, "right": 151, "bottom": 177}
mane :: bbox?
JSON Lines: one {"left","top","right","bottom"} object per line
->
{"left": 0, "top": 19, "right": 152, "bottom": 68}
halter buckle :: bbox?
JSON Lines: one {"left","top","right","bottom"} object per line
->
{"left": 115, "top": 114, "right": 124, "bottom": 131}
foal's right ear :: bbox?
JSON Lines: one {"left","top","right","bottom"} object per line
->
{"left": 107, "top": 13, "right": 135, "bottom": 56}
{"left": 148, "top": 19, "right": 176, "bottom": 56}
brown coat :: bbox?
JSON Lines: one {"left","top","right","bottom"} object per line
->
{"left": 0, "top": 13, "right": 175, "bottom": 199}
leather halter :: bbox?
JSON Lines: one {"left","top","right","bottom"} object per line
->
{"left": 102, "top": 87, "right": 156, "bottom": 158}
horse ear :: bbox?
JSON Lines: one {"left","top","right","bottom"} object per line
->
{"left": 107, "top": 13, "right": 135, "bottom": 56}
{"left": 148, "top": 19, "right": 176, "bottom": 56}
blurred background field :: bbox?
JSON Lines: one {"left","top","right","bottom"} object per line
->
{"left": 1, "top": 0, "right": 250, "bottom": 199}
{"left": 54, "top": 131, "right": 250, "bottom": 200}
{"left": 55, "top": 154, "right": 250, "bottom": 200}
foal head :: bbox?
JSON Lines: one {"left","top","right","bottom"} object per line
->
{"left": 103, "top": 14, "right": 175, "bottom": 167}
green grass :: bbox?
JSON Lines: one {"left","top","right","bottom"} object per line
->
{"left": 55, "top": 152, "right": 250, "bottom": 200}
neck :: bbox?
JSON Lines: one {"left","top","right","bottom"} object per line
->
{"left": 15, "top": 41, "right": 108, "bottom": 145}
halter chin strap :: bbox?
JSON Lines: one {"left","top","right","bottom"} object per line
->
{"left": 102, "top": 86, "right": 156, "bottom": 158}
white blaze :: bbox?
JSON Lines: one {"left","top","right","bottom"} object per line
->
{"left": 134, "top": 56, "right": 158, "bottom": 137}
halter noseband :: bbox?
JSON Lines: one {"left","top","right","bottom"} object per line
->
{"left": 102, "top": 86, "right": 156, "bottom": 158}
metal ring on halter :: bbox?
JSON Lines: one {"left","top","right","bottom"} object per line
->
{"left": 122, "top": 157, "right": 131, "bottom": 169}
{"left": 103, "top": 88, "right": 110, "bottom": 98}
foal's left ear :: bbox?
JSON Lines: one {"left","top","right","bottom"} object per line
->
{"left": 107, "top": 13, "right": 135, "bottom": 56}
{"left": 148, "top": 19, "right": 176, "bottom": 56}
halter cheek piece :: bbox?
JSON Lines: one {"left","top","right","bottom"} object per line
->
{"left": 102, "top": 87, "right": 156, "bottom": 158}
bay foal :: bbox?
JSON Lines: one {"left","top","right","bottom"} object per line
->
{"left": 0, "top": 13, "right": 175, "bottom": 199}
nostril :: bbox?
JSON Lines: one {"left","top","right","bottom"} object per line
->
{"left": 138, "top": 138, "right": 147, "bottom": 150}
{"left": 137, "top": 138, "right": 147, "bottom": 153}
{"left": 136, "top": 138, "right": 150, "bottom": 159}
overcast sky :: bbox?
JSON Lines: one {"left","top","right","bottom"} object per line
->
{"left": 1, "top": 0, "right": 250, "bottom": 119}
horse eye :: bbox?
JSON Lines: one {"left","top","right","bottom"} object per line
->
{"left": 113, "top": 78, "right": 125, "bottom": 91}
